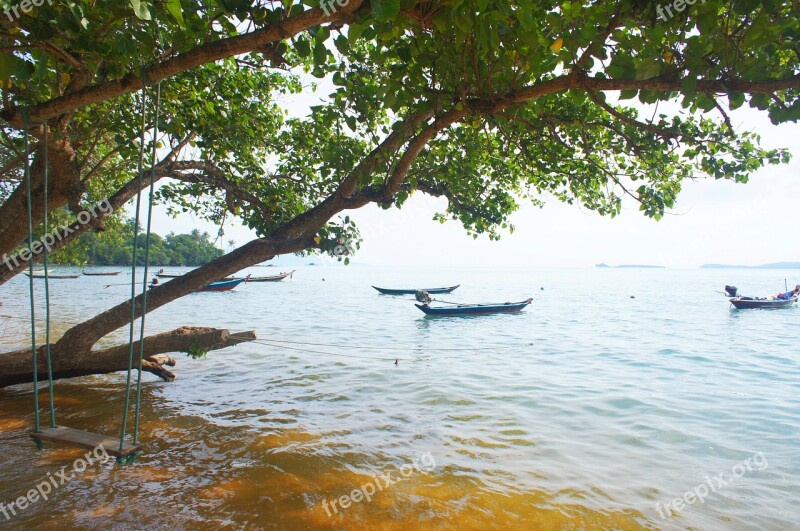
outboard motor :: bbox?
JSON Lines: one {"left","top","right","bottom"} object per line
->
{"left": 724, "top": 285, "right": 738, "bottom": 297}
{"left": 415, "top": 290, "right": 432, "bottom": 304}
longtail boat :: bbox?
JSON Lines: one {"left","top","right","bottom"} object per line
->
{"left": 416, "top": 298, "right": 533, "bottom": 316}
{"left": 248, "top": 270, "right": 294, "bottom": 282}
{"left": 373, "top": 285, "right": 459, "bottom": 295}
{"left": 200, "top": 278, "right": 247, "bottom": 292}
{"left": 156, "top": 272, "right": 184, "bottom": 278}
{"left": 24, "top": 272, "right": 81, "bottom": 279}
{"left": 82, "top": 271, "right": 120, "bottom": 276}
{"left": 730, "top": 296, "right": 797, "bottom": 309}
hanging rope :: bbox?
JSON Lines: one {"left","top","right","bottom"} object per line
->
{"left": 133, "top": 80, "right": 161, "bottom": 446}
{"left": 42, "top": 120, "right": 56, "bottom": 428}
{"left": 119, "top": 70, "right": 150, "bottom": 456}
{"left": 23, "top": 108, "right": 40, "bottom": 435}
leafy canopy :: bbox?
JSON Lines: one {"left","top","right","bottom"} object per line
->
{"left": 0, "top": 0, "right": 797, "bottom": 255}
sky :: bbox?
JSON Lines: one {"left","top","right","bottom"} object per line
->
{"left": 142, "top": 80, "right": 800, "bottom": 270}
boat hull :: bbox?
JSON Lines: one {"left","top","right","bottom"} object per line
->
{"left": 24, "top": 273, "right": 80, "bottom": 279}
{"left": 83, "top": 271, "right": 120, "bottom": 276}
{"left": 248, "top": 271, "right": 294, "bottom": 282}
{"left": 374, "top": 285, "right": 459, "bottom": 295}
{"left": 730, "top": 297, "right": 797, "bottom": 309}
{"left": 416, "top": 298, "right": 532, "bottom": 316}
{"left": 200, "top": 278, "right": 247, "bottom": 292}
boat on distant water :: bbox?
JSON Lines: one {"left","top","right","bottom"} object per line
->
{"left": 416, "top": 298, "right": 533, "bottom": 316}
{"left": 730, "top": 297, "right": 797, "bottom": 309}
{"left": 373, "top": 285, "right": 459, "bottom": 295}
{"left": 248, "top": 270, "right": 294, "bottom": 283}
{"left": 82, "top": 270, "right": 120, "bottom": 276}
{"left": 200, "top": 278, "right": 247, "bottom": 292}
{"left": 24, "top": 272, "right": 80, "bottom": 279}
{"left": 156, "top": 272, "right": 184, "bottom": 278}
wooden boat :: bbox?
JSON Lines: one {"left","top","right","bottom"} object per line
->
{"left": 416, "top": 298, "right": 533, "bottom": 316}
{"left": 248, "top": 270, "right": 294, "bottom": 282}
{"left": 200, "top": 278, "right": 247, "bottom": 292}
{"left": 156, "top": 272, "right": 184, "bottom": 278}
{"left": 373, "top": 285, "right": 459, "bottom": 295}
{"left": 24, "top": 272, "right": 80, "bottom": 279}
{"left": 83, "top": 271, "right": 120, "bottom": 276}
{"left": 730, "top": 296, "right": 797, "bottom": 309}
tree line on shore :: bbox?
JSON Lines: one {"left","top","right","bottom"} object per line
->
{"left": 51, "top": 220, "right": 223, "bottom": 267}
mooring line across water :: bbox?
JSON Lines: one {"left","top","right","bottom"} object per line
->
{"left": 230, "top": 333, "right": 528, "bottom": 352}
{"left": 241, "top": 337, "right": 417, "bottom": 362}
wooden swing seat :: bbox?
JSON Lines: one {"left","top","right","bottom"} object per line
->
{"left": 30, "top": 426, "right": 142, "bottom": 458}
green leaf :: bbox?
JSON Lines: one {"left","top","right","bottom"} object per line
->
{"left": 372, "top": 0, "right": 400, "bottom": 20}
{"left": 635, "top": 58, "right": 661, "bottom": 80}
{"left": 129, "top": 0, "right": 152, "bottom": 20}
{"left": 313, "top": 37, "right": 328, "bottom": 66}
{"left": 165, "top": 0, "right": 185, "bottom": 26}
{"left": 0, "top": 54, "right": 16, "bottom": 82}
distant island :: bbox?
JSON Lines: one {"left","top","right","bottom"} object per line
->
{"left": 700, "top": 262, "right": 800, "bottom": 269}
{"left": 596, "top": 263, "right": 665, "bottom": 269}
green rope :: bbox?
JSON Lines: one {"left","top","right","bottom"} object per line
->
{"left": 133, "top": 81, "right": 161, "bottom": 445}
{"left": 42, "top": 120, "right": 56, "bottom": 428}
{"left": 120, "top": 81, "right": 149, "bottom": 452}
{"left": 23, "top": 109, "right": 39, "bottom": 434}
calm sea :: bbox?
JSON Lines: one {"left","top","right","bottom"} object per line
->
{"left": 0, "top": 266, "right": 798, "bottom": 529}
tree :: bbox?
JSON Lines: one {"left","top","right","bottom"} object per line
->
{"left": 0, "top": 0, "right": 798, "bottom": 386}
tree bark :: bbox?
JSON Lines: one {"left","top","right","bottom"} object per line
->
{"left": 0, "top": 326, "right": 256, "bottom": 388}
{"left": 0, "top": 135, "right": 84, "bottom": 260}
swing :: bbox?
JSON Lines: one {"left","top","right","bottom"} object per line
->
{"left": 28, "top": 73, "right": 162, "bottom": 463}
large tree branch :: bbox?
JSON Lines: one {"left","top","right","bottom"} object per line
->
{"left": 0, "top": 327, "right": 256, "bottom": 387}
{"left": 52, "top": 235, "right": 315, "bottom": 357}
{"left": 0, "top": 3, "right": 366, "bottom": 128}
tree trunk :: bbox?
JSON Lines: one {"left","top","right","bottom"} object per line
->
{"left": 0, "top": 326, "right": 255, "bottom": 388}
{"left": 0, "top": 136, "right": 84, "bottom": 260}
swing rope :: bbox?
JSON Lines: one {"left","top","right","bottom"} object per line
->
{"left": 133, "top": 80, "right": 160, "bottom": 446}
{"left": 119, "top": 72, "right": 147, "bottom": 456}
{"left": 23, "top": 109, "right": 40, "bottom": 434}
{"left": 119, "top": 67, "right": 159, "bottom": 457}
{"left": 42, "top": 119, "right": 56, "bottom": 428}
{"left": 24, "top": 112, "right": 57, "bottom": 435}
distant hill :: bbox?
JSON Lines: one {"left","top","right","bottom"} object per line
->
{"left": 596, "top": 263, "right": 665, "bottom": 269}
{"left": 701, "top": 262, "right": 800, "bottom": 269}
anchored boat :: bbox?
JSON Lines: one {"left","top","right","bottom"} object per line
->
{"left": 416, "top": 298, "right": 533, "bottom": 316}
{"left": 730, "top": 297, "right": 797, "bottom": 309}
{"left": 373, "top": 285, "right": 459, "bottom": 295}
{"left": 24, "top": 272, "right": 80, "bottom": 279}
{"left": 200, "top": 278, "right": 247, "bottom": 292}
{"left": 248, "top": 270, "right": 294, "bottom": 282}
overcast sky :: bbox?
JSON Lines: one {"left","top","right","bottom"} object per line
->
{"left": 143, "top": 80, "right": 800, "bottom": 269}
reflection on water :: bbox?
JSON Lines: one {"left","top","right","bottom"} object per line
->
{"left": 1, "top": 266, "right": 799, "bottom": 529}
{"left": 0, "top": 385, "right": 643, "bottom": 529}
